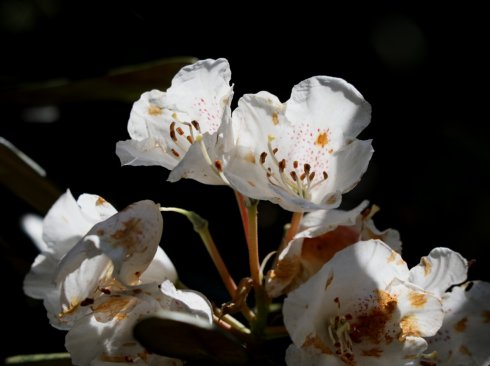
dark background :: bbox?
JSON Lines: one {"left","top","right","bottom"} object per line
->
{"left": 0, "top": 1, "right": 488, "bottom": 362}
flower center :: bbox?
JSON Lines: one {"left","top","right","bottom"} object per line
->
{"left": 259, "top": 135, "right": 328, "bottom": 200}
{"left": 328, "top": 313, "right": 355, "bottom": 362}
{"left": 168, "top": 118, "right": 229, "bottom": 183}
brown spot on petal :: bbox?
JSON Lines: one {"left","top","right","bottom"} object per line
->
{"left": 96, "top": 197, "right": 107, "bottom": 206}
{"left": 325, "top": 272, "right": 334, "bottom": 290}
{"left": 272, "top": 112, "right": 279, "bottom": 125}
{"left": 315, "top": 131, "right": 329, "bottom": 147}
{"left": 93, "top": 296, "right": 136, "bottom": 321}
{"left": 387, "top": 251, "right": 398, "bottom": 263}
{"left": 100, "top": 354, "right": 133, "bottom": 363}
{"left": 400, "top": 314, "right": 421, "bottom": 340}
{"left": 270, "top": 257, "right": 300, "bottom": 282}
{"left": 361, "top": 347, "right": 383, "bottom": 357}
{"left": 421, "top": 256, "right": 432, "bottom": 276}
{"left": 148, "top": 104, "right": 163, "bottom": 116}
{"left": 459, "top": 345, "right": 471, "bottom": 356}
{"left": 302, "top": 226, "right": 360, "bottom": 272}
{"left": 351, "top": 290, "right": 398, "bottom": 344}
{"left": 326, "top": 195, "right": 337, "bottom": 205}
{"left": 482, "top": 310, "right": 490, "bottom": 323}
{"left": 80, "top": 298, "right": 94, "bottom": 307}
{"left": 244, "top": 152, "right": 256, "bottom": 164}
{"left": 247, "top": 180, "right": 256, "bottom": 187}
{"left": 302, "top": 334, "right": 333, "bottom": 355}
{"left": 409, "top": 292, "right": 427, "bottom": 308}
{"left": 454, "top": 317, "right": 468, "bottom": 332}
{"left": 111, "top": 218, "right": 142, "bottom": 242}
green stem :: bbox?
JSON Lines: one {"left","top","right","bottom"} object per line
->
{"left": 245, "top": 199, "right": 261, "bottom": 287}
{"left": 273, "top": 211, "right": 303, "bottom": 267}
{"left": 160, "top": 207, "right": 237, "bottom": 298}
{"left": 243, "top": 199, "right": 270, "bottom": 336}
{"left": 234, "top": 190, "right": 249, "bottom": 243}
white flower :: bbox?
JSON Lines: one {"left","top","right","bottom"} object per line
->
{"left": 266, "top": 202, "right": 401, "bottom": 297}
{"left": 24, "top": 191, "right": 177, "bottom": 329}
{"left": 283, "top": 240, "right": 443, "bottom": 365}
{"left": 409, "top": 247, "right": 468, "bottom": 297}
{"left": 65, "top": 281, "right": 213, "bottom": 366}
{"left": 116, "top": 58, "right": 233, "bottom": 185}
{"left": 420, "top": 281, "right": 490, "bottom": 366}
{"left": 223, "top": 76, "right": 373, "bottom": 212}
{"left": 408, "top": 248, "right": 490, "bottom": 365}
{"left": 23, "top": 190, "right": 117, "bottom": 328}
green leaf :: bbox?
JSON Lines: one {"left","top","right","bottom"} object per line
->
{"left": 0, "top": 137, "right": 61, "bottom": 214}
{"left": 4, "top": 353, "right": 71, "bottom": 365}
{"left": 133, "top": 310, "right": 248, "bottom": 365}
{"left": 0, "top": 57, "right": 197, "bottom": 105}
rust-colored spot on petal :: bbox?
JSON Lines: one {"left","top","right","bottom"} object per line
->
{"left": 421, "top": 256, "right": 432, "bottom": 276}
{"left": 409, "top": 292, "right": 427, "bottom": 308}
{"left": 302, "top": 334, "right": 333, "bottom": 355}
{"left": 96, "top": 197, "right": 107, "bottom": 206}
{"left": 244, "top": 152, "right": 256, "bottom": 164}
{"left": 93, "top": 296, "right": 135, "bottom": 321}
{"left": 454, "top": 317, "right": 468, "bottom": 332}
{"left": 326, "top": 194, "right": 337, "bottom": 205}
{"left": 400, "top": 314, "right": 421, "bottom": 340}
{"left": 111, "top": 218, "right": 142, "bottom": 241}
{"left": 325, "top": 272, "right": 334, "bottom": 290}
{"left": 148, "top": 104, "right": 163, "bottom": 116}
{"left": 361, "top": 347, "right": 383, "bottom": 357}
{"left": 351, "top": 290, "right": 398, "bottom": 345}
{"left": 459, "top": 345, "right": 471, "bottom": 356}
{"left": 482, "top": 310, "right": 490, "bottom": 323}
{"left": 80, "top": 298, "right": 94, "bottom": 307}
{"left": 387, "top": 251, "right": 397, "bottom": 263}
{"left": 302, "top": 226, "right": 359, "bottom": 272}
{"left": 270, "top": 257, "right": 300, "bottom": 282}
{"left": 100, "top": 354, "right": 133, "bottom": 363}
{"left": 315, "top": 131, "right": 329, "bottom": 147}
{"left": 272, "top": 112, "right": 279, "bottom": 125}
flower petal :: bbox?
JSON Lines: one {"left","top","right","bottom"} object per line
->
{"left": 66, "top": 291, "right": 182, "bottom": 366}
{"left": 116, "top": 58, "right": 233, "bottom": 185}
{"left": 425, "top": 281, "right": 490, "bottom": 365}
{"left": 158, "top": 280, "right": 213, "bottom": 323}
{"left": 140, "top": 246, "right": 178, "bottom": 285}
{"left": 90, "top": 200, "right": 163, "bottom": 286}
{"left": 409, "top": 247, "right": 468, "bottom": 297}
{"left": 225, "top": 76, "right": 372, "bottom": 212}
{"left": 41, "top": 190, "right": 117, "bottom": 260}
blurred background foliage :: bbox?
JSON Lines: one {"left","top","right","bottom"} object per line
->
{"left": 0, "top": 1, "right": 488, "bottom": 362}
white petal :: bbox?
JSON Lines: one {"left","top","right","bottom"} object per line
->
{"left": 90, "top": 200, "right": 163, "bottom": 286}
{"left": 66, "top": 293, "right": 182, "bottom": 366}
{"left": 42, "top": 190, "right": 93, "bottom": 259}
{"left": 225, "top": 76, "right": 372, "bottom": 212}
{"left": 409, "top": 247, "right": 468, "bottom": 296}
{"left": 158, "top": 280, "right": 213, "bottom": 323}
{"left": 41, "top": 190, "right": 117, "bottom": 260}
{"left": 55, "top": 237, "right": 112, "bottom": 328}
{"left": 167, "top": 131, "right": 226, "bottom": 185}
{"left": 23, "top": 253, "right": 57, "bottom": 300}
{"left": 21, "top": 214, "right": 46, "bottom": 252}
{"left": 297, "top": 200, "right": 368, "bottom": 239}
{"left": 426, "top": 281, "right": 490, "bottom": 365}
{"left": 116, "top": 59, "right": 233, "bottom": 179}
{"left": 140, "top": 246, "right": 178, "bottom": 284}
{"left": 286, "top": 76, "right": 371, "bottom": 147}
{"left": 284, "top": 240, "right": 409, "bottom": 346}
{"left": 285, "top": 343, "right": 343, "bottom": 366}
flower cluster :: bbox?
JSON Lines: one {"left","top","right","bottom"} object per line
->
{"left": 24, "top": 59, "right": 490, "bottom": 365}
